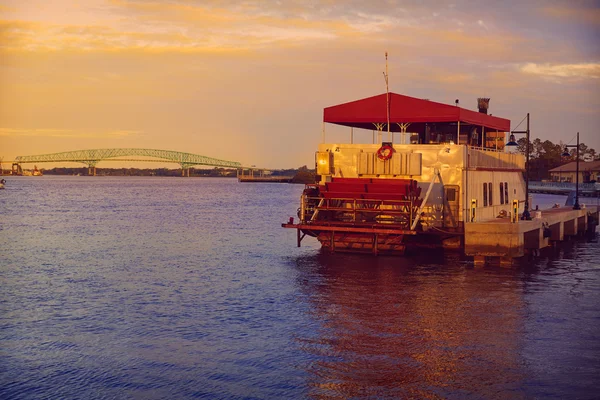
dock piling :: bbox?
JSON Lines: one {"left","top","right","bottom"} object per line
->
{"left": 549, "top": 221, "right": 564, "bottom": 241}
{"left": 465, "top": 206, "right": 598, "bottom": 265}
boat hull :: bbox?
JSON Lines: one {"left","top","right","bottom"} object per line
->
{"left": 317, "top": 232, "right": 406, "bottom": 255}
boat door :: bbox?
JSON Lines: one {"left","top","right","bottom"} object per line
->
{"left": 443, "top": 185, "right": 460, "bottom": 228}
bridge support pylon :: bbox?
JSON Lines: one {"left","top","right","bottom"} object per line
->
{"left": 12, "top": 163, "right": 23, "bottom": 175}
{"left": 85, "top": 161, "right": 98, "bottom": 176}
{"left": 180, "top": 163, "right": 192, "bottom": 177}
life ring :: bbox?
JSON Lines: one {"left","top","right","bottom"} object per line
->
{"left": 376, "top": 144, "right": 394, "bottom": 161}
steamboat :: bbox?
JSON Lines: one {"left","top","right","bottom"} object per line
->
{"left": 283, "top": 92, "right": 530, "bottom": 256}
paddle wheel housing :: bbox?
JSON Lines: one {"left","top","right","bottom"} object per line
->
{"left": 285, "top": 177, "right": 423, "bottom": 254}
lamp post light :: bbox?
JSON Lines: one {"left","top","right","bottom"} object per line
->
{"left": 505, "top": 112, "right": 531, "bottom": 220}
{"left": 561, "top": 132, "right": 581, "bottom": 210}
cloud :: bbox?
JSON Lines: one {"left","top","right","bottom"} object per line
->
{"left": 0, "top": 128, "right": 142, "bottom": 138}
{"left": 0, "top": 128, "right": 76, "bottom": 137}
{"left": 542, "top": 6, "right": 600, "bottom": 25}
{"left": 0, "top": 16, "right": 343, "bottom": 53}
{"left": 520, "top": 62, "right": 600, "bottom": 80}
{"left": 343, "top": 11, "right": 405, "bottom": 32}
{"left": 107, "top": 130, "right": 142, "bottom": 137}
{"left": 0, "top": 1, "right": 435, "bottom": 53}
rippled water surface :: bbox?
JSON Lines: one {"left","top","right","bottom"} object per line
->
{"left": 1, "top": 176, "right": 599, "bottom": 399}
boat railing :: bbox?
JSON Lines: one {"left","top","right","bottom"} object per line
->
{"left": 301, "top": 195, "right": 415, "bottom": 229}
{"left": 466, "top": 145, "right": 504, "bottom": 153}
{"left": 467, "top": 146, "right": 525, "bottom": 170}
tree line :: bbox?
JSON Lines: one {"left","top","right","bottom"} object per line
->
{"left": 515, "top": 137, "right": 598, "bottom": 181}
{"left": 37, "top": 166, "right": 315, "bottom": 181}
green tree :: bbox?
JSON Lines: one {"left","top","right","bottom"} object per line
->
{"left": 514, "top": 137, "right": 597, "bottom": 180}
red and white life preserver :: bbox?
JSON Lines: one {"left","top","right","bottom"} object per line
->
{"left": 376, "top": 144, "right": 394, "bottom": 161}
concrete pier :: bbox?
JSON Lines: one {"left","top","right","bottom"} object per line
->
{"left": 466, "top": 206, "right": 598, "bottom": 264}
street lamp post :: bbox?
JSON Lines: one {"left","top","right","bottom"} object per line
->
{"left": 506, "top": 112, "right": 531, "bottom": 220}
{"left": 562, "top": 132, "right": 581, "bottom": 210}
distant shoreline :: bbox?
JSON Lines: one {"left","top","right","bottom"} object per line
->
{"left": 2, "top": 166, "right": 316, "bottom": 182}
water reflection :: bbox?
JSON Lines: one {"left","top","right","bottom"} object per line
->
{"left": 292, "top": 252, "right": 527, "bottom": 399}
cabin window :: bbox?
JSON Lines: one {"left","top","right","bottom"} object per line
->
{"left": 505, "top": 183, "right": 508, "bottom": 204}
{"left": 446, "top": 188, "right": 456, "bottom": 202}
{"left": 500, "top": 182, "right": 504, "bottom": 204}
{"left": 488, "top": 182, "right": 493, "bottom": 206}
{"left": 483, "top": 183, "right": 488, "bottom": 207}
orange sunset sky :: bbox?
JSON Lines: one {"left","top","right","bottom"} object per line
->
{"left": 1, "top": 0, "right": 599, "bottom": 169}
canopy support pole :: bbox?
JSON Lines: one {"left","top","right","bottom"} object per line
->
{"left": 482, "top": 125, "right": 485, "bottom": 149}
{"left": 373, "top": 123, "right": 385, "bottom": 144}
{"left": 396, "top": 123, "right": 410, "bottom": 144}
{"left": 457, "top": 121, "right": 460, "bottom": 145}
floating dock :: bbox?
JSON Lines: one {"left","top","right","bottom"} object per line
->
{"left": 237, "top": 167, "right": 293, "bottom": 183}
{"left": 238, "top": 176, "right": 292, "bottom": 183}
{"left": 465, "top": 205, "right": 599, "bottom": 265}
{"left": 528, "top": 181, "right": 600, "bottom": 197}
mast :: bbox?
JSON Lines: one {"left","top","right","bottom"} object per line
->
{"left": 384, "top": 51, "right": 390, "bottom": 142}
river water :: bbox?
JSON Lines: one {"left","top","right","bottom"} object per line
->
{"left": 1, "top": 176, "right": 599, "bottom": 399}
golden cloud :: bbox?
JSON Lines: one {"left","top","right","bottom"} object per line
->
{"left": 520, "top": 63, "right": 600, "bottom": 79}
{"left": 0, "top": 0, "right": 360, "bottom": 54}
{"left": 0, "top": 18, "right": 344, "bottom": 53}
{"left": 0, "top": 0, "right": 569, "bottom": 71}
{"left": 0, "top": 128, "right": 142, "bottom": 138}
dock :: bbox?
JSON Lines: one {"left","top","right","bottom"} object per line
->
{"left": 465, "top": 205, "right": 599, "bottom": 265}
{"left": 529, "top": 181, "right": 600, "bottom": 197}
{"left": 238, "top": 176, "right": 292, "bottom": 183}
{"left": 237, "top": 167, "right": 293, "bottom": 183}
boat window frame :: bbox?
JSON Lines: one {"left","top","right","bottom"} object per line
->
{"left": 483, "top": 182, "right": 488, "bottom": 207}
{"left": 488, "top": 181, "right": 493, "bottom": 206}
{"left": 504, "top": 182, "right": 508, "bottom": 205}
{"left": 500, "top": 182, "right": 504, "bottom": 205}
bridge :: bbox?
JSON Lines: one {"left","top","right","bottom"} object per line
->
{"left": 10, "top": 148, "right": 243, "bottom": 176}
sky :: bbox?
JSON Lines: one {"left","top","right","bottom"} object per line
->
{"left": 1, "top": 0, "right": 599, "bottom": 169}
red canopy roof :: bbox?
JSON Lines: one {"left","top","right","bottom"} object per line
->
{"left": 323, "top": 93, "right": 510, "bottom": 132}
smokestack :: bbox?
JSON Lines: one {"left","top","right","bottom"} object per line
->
{"left": 477, "top": 97, "right": 490, "bottom": 114}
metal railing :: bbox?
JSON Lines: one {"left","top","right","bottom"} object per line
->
{"left": 529, "top": 181, "right": 600, "bottom": 193}
{"left": 301, "top": 195, "right": 416, "bottom": 229}
{"left": 467, "top": 147, "right": 525, "bottom": 170}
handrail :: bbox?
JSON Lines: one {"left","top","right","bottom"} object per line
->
{"left": 467, "top": 145, "right": 503, "bottom": 153}
{"left": 529, "top": 181, "right": 599, "bottom": 190}
{"left": 310, "top": 196, "right": 412, "bottom": 206}
{"left": 301, "top": 195, "right": 417, "bottom": 228}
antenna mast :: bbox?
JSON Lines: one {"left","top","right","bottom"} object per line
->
{"left": 383, "top": 52, "right": 390, "bottom": 142}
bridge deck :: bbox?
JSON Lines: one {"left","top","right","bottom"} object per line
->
{"left": 12, "top": 148, "right": 242, "bottom": 169}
